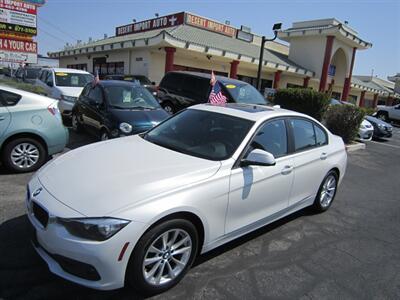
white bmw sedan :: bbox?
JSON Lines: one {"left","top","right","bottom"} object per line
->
{"left": 26, "top": 103, "right": 347, "bottom": 295}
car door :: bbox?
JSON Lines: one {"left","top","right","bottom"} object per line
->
{"left": 83, "top": 85, "right": 105, "bottom": 136}
{"left": 226, "top": 119, "right": 295, "bottom": 233}
{"left": 288, "top": 118, "right": 330, "bottom": 206}
{"left": 391, "top": 104, "right": 400, "bottom": 120}
{"left": 0, "top": 95, "right": 11, "bottom": 139}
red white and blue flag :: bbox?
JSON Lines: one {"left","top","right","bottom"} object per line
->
{"left": 208, "top": 71, "right": 227, "bottom": 105}
{"left": 93, "top": 71, "right": 100, "bottom": 86}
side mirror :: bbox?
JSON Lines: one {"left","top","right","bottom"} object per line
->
{"left": 46, "top": 81, "right": 53, "bottom": 87}
{"left": 241, "top": 149, "right": 276, "bottom": 167}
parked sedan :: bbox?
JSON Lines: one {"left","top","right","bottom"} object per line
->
{"left": 27, "top": 103, "right": 346, "bottom": 295}
{"left": 357, "top": 119, "right": 374, "bottom": 141}
{"left": 0, "top": 85, "right": 68, "bottom": 172}
{"left": 71, "top": 80, "right": 169, "bottom": 140}
{"left": 365, "top": 115, "right": 393, "bottom": 139}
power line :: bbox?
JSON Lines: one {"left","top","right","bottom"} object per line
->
{"left": 37, "top": 16, "right": 80, "bottom": 41}
{"left": 38, "top": 27, "right": 69, "bottom": 44}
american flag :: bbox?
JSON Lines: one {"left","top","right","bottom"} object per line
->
{"left": 208, "top": 71, "right": 227, "bottom": 105}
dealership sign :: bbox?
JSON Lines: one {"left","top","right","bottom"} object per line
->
{"left": 0, "top": 22, "right": 36, "bottom": 35}
{"left": 116, "top": 12, "right": 185, "bottom": 36}
{"left": 0, "top": 0, "right": 37, "bottom": 14}
{"left": 0, "top": 37, "right": 37, "bottom": 63}
{"left": 185, "top": 13, "right": 236, "bottom": 37}
{"left": 0, "top": 7, "right": 36, "bottom": 27}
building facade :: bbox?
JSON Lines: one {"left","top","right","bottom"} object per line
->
{"left": 48, "top": 12, "right": 399, "bottom": 107}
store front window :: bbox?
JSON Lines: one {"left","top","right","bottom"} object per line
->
{"left": 173, "top": 64, "right": 228, "bottom": 77}
{"left": 67, "top": 64, "right": 88, "bottom": 71}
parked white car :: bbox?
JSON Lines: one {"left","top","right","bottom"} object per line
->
{"left": 376, "top": 103, "right": 400, "bottom": 123}
{"left": 27, "top": 104, "right": 347, "bottom": 295}
{"left": 357, "top": 118, "right": 374, "bottom": 141}
{"left": 35, "top": 68, "right": 93, "bottom": 119}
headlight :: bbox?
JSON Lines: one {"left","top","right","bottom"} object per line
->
{"left": 61, "top": 95, "right": 76, "bottom": 102}
{"left": 378, "top": 123, "right": 385, "bottom": 129}
{"left": 119, "top": 122, "right": 132, "bottom": 133}
{"left": 58, "top": 217, "right": 130, "bottom": 241}
{"left": 360, "top": 124, "right": 366, "bottom": 129}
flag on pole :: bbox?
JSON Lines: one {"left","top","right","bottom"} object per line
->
{"left": 208, "top": 71, "right": 227, "bottom": 105}
{"left": 93, "top": 71, "right": 100, "bottom": 86}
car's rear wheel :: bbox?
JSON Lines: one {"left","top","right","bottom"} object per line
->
{"left": 100, "top": 130, "right": 109, "bottom": 141}
{"left": 126, "top": 219, "right": 198, "bottom": 296}
{"left": 2, "top": 137, "right": 46, "bottom": 173}
{"left": 71, "top": 112, "right": 82, "bottom": 132}
{"left": 162, "top": 102, "right": 175, "bottom": 114}
{"left": 312, "top": 170, "right": 338, "bottom": 212}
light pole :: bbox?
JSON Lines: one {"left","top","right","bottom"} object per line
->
{"left": 256, "top": 23, "right": 282, "bottom": 91}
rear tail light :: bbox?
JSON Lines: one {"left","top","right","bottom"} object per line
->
{"left": 48, "top": 102, "right": 62, "bottom": 121}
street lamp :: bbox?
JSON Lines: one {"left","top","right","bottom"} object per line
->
{"left": 256, "top": 23, "right": 282, "bottom": 91}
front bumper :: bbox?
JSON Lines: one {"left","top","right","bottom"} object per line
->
{"left": 374, "top": 127, "right": 393, "bottom": 138}
{"left": 58, "top": 100, "right": 74, "bottom": 117}
{"left": 26, "top": 177, "right": 146, "bottom": 290}
{"left": 358, "top": 128, "right": 373, "bottom": 141}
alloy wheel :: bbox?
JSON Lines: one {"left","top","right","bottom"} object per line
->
{"left": 319, "top": 174, "right": 337, "bottom": 208}
{"left": 10, "top": 143, "right": 40, "bottom": 169}
{"left": 72, "top": 114, "right": 79, "bottom": 130}
{"left": 164, "top": 105, "right": 173, "bottom": 114}
{"left": 142, "top": 229, "right": 192, "bottom": 286}
{"left": 100, "top": 132, "right": 109, "bottom": 141}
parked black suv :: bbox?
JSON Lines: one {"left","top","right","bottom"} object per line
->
{"left": 104, "top": 74, "right": 157, "bottom": 96}
{"left": 157, "top": 71, "right": 269, "bottom": 113}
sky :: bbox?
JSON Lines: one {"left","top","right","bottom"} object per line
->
{"left": 36, "top": 0, "right": 399, "bottom": 79}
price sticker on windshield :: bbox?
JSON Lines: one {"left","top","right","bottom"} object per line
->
{"left": 225, "top": 84, "right": 236, "bottom": 89}
{"left": 122, "top": 90, "right": 132, "bottom": 103}
{"left": 56, "top": 72, "right": 68, "bottom": 76}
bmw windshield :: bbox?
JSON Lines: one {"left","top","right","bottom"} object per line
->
{"left": 144, "top": 109, "right": 254, "bottom": 161}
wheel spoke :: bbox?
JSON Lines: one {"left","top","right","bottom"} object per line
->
{"left": 145, "top": 260, "right": 162, "bottom": 279}
{"left": 144, "top": 256, "right": 162, "bottom": 266}
{"left": 172, "top": 257, "right": 186, "bottom": 267}
{"left": 168, "top": 230, "right": 179, "bottom": 247}
{"left": 172, "top": 246, "right": 191, "bottom": 256}
{"left": 162, "top": 232, "right": 169, "bottom": 250}
{"left": 166, "top": 261, "right": 175, "bottom": 279}
{"left": 172, "top": 235, "right": 189, "bottom": 250}
{"left": 155, "top": 262, "right": 166, "bottom": 284}
{"left": 148, "top": 245, "right": 162, "bottom": 254}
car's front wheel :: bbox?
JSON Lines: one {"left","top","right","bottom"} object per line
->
{"left": 126, "top": 219, "right": 198, "bottom": 296}
{"left": 312, "top": 170, "right": 338, "bottom": 212}
{"left": 2, "top": 137, "right": 47, "bottom": 173}
{"left": 71, "top": 112, "right": 82, "bottom": 132}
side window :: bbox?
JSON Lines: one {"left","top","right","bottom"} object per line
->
{"left": 249, "top": 119, "right": 288, "bottom": 158}
{"left": 182, "top": 77, "right": 210, "bottom": 102}
{"left": 39, "top": 70, "right": 45, "bottom": 81}
{"left": 290, "top": 119, "right": 316, "bottom": 151}
{"left": 0, "top": 90, "right": 22, "bottom": 106}
{"left": 88, "top": 86, "right": 104, "bottom": 103}
{"left": 81, "top": 84, "right": 91, "bottom": 98}
{"left": 315, "top": 125, "right": 328, "bottom": 146}
{"left": 46, "top": 72, "right": 53, "bottom": 85}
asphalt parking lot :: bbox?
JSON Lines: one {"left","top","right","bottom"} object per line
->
{"left": 1, "top": 128, "right": 400, "bottom": 300}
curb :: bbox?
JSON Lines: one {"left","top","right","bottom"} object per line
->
{"left": 346, "top": 142, "right": 366, "bottom": 152}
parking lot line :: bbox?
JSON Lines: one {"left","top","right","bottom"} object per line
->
{"left": 368, "top": 140, "right": 400, "bottom": 149}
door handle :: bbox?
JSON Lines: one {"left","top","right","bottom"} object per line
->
{"left": 320, "top": 152, "right": 328, "bottom": 160}
{"left": 0, "top": 116, "right": 5, "bottom": 121}
{"left": 281, "top": 165, "right": 293, "bottom": 175}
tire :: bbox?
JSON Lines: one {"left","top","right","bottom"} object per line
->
{"left": 376, "top": 111, "right": 389, "bottom": 122}
{"left": 71, "top": 112, "right": 82, "bottom": 133}
{"left": 312, "top": 170, "right": 339, "bottom": 212}
{"left": 100, "top": 130, "right": 109, "bottom": 141}
{"left": 126, "top": 219, "right": 199, "bottom": 296}
{"left": 162, "top": 102, "right": 175, "bottom": 115}
{"left": 2, "top": 137, "right": 47, "bottom": 173}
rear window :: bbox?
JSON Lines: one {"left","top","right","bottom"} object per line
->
{"left": 0, "top": 90, "right": 22, "bottom": 106}
{"left": 55, "top": 72, "right": 93, "bottom": 87}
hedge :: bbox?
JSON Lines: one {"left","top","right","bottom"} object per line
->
{"left": 273, "top": 88, "right": 330, "bottom": 121}
{"left": 0, "top": 78, "right": 47, "bottom": 96}
{"left": 324, "top": 105, "right": 365, "bottom": 144}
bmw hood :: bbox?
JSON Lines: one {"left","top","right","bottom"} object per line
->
{"left": 36, "top": 135, "right": 221, "bottom": 216}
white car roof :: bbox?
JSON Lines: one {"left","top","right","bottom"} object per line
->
{"left": 190, "top": 103, "right": 311, "bottom": 122}
{"left": 45, "top": 67, "right": 91, "bottom": 74}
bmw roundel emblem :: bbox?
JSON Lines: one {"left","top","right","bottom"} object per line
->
{"left": 33, "top": 187, "right": 43, "bottom": 197}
